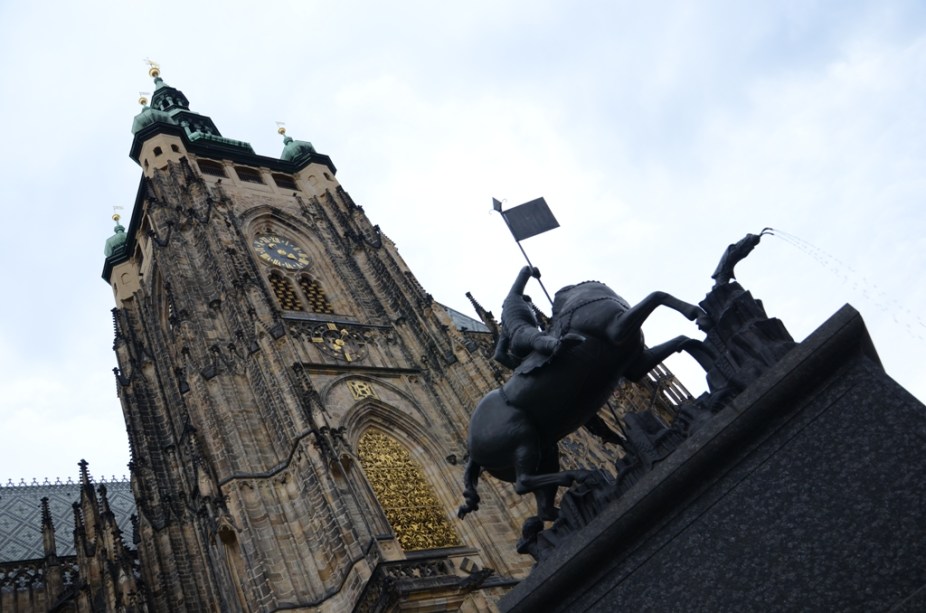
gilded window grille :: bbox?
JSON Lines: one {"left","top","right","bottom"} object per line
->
{"left": 357, "top": 431, "right": 461, "bottom": 551}
{"left": 299, "top": 275, "right": 334, "bottom": 313}
{"left": 347, "top": 380, "right": 376, "bottom": 400}
{"left": 269, "top": 272, "right": 304, "bottom": 311}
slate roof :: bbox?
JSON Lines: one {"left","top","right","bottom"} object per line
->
{"left": 441, "top": 304, "right": 489, "bottom": 334}
{"left": 0, "top": 479, "right": 135, "bottom": 563}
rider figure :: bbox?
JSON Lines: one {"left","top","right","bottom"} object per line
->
{"left": 493, "top": 266, "right": 584, "bottom": 369}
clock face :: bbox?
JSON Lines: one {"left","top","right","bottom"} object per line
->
{"left": 253, "top": 235, "right": 310, "bottom": 270}
{"left": 311, "top": 323, "right": 368, "bottom": 363}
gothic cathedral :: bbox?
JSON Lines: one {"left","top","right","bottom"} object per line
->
{"left": 0, "top": 67, "right": 692, "bottom": 612}
{"left": 100, "top": 66, "right": 547, "bottom": 611}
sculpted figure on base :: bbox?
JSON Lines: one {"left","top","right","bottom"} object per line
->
{"left": 493, "top": 266, "right": 584, "bottom": 369}
{"left": 458, "top": 269, "right": 715, "bottom": 551}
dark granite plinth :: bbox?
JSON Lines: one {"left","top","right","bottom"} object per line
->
{"left": 501, "top": 305, "right": 926, "bottom": 612}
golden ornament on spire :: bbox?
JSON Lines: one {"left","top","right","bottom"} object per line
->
{"left": 144, "top": 58, "right": 160, "bottom": 78}
{"left": 138, "top": 91, "right": 150, "bottom": 106}
{"left": 276, "top": 121, "right": 287, "bottom": 136}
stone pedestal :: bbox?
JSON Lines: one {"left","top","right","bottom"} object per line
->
{"left": 501, "top": 305, "right": 926, "bottom": 612}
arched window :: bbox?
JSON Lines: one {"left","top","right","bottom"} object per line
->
{"left": 269, "top": 272, "right": 304, "bottom": 311}
{"left": 357, "top": 430, "right": 460, "bottom": 551}
{"left": 298, "top": 275, "right": 334, "bottom": 314}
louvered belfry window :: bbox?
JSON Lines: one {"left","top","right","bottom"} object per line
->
{"left": 269, "top": 272, "right": 304, "bottom": 311}
{"left": 298, "top": 275, "right": 334, "bottom": 314}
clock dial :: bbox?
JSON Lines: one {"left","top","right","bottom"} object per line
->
{"left": 311, "top": 323, "right": 368, "bottom": 363}
{"left": 253, "top": 235, "right": 310, "bottom": 270}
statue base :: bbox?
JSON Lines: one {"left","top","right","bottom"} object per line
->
{"left": 500, "top": 305, "right": 926, "bottom": 612}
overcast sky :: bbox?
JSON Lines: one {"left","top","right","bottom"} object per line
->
{"left": 1, "top": 1, "right": 924, "bottom": 483}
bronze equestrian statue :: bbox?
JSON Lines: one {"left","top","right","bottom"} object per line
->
{"left": 458, "top": 267, "right": 715, "bottom": 547}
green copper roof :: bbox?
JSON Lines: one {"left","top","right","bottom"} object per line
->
{"left": 150, "top": 76, "right": 190, "bottom": 112}
{"left": 104, "top": 221, "right": 127, "bottom": 258}
{"left": 130, "top": 75, "right": 191, "bottom": 135}
{"left": 131, "top": 105, "right": 174, "bottom": 134}
{"left": 130, "top": 73, "right": 235, "bottom": 148}
{"left": 281, "top": 135, "right": 317, "bottom": 163}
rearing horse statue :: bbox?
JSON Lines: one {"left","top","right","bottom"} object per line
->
{"left": 458, "top": 267, "right": 714, "bottom": 547}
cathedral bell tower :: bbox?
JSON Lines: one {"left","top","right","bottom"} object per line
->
{"left": 101, "top": 66, "right": 536, "bottom": 611}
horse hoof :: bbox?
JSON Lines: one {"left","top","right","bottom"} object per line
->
{"left": 457, "top": 504, "right": 476, "bottom": 519}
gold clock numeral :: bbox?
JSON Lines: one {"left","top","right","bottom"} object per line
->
{"left": 254, "top": 235, "right": 310, "bottom": 270}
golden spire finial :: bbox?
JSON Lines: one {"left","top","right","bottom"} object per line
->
{"left": 144, "top": 58, "right": 160, "bottom": 78}
{"left": 112, "top": 206, "right": 124, "bottom": 224}
{"left": 138, "top": 91, "right": 150, "bottom": 106}
{"left": 276, "top": 121, "right": 286, "bottom": 136}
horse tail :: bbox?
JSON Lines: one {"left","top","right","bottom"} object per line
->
{"left": 457, "top": 457, "right": 482, "bottom": 519}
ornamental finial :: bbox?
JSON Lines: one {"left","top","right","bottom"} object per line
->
{"left": 144, "top": 58, "right": 160, "bottom": 78}
{"left": 276, "top": 121, "right": 286, "bottom": 136}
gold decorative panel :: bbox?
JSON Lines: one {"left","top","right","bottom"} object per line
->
{"left": 357, "top": 431, "right": 461, "bottom": 551}
{"left": 348, "top": 381, "right": 376, "bottom": 400}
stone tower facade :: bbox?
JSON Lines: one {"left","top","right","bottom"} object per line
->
{"left": 100, "top": 68, "right": 541, "bottom": 612}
